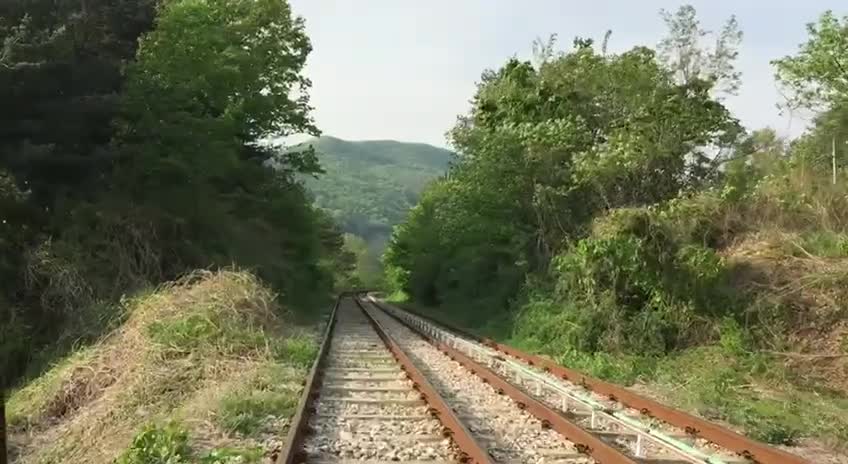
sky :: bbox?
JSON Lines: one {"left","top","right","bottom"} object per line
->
{"left": 287, "top": 0, "right": 846, "bottom": 149}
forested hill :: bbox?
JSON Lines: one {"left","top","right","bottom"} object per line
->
{"left": 297, "top": 136, "right": 453, "bottom": 243}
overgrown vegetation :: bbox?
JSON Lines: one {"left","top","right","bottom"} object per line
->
{"left": 7, "top": 270, "right": 312, "bottom": 463}
{"left": 0, "top": 0, "right": 354, "bottom": 389}
{"left": 385, "top": 6, "right": 848, "bottom": 452}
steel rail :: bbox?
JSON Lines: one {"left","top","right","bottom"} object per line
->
{"left": 276, "top": 294, "right": 342, "bottom": 464}
{"left": 377, "top": 300, "right": 724, "bottom": 464}
{"left": 278, "top": 294, "right": 495, "bottom": 464}
{"left": 373, "top": 298, "right": 810, "bottom": 464}
{"left": 361, "top": 298, "right": 641, "bottom": 464}
{"left": 353, "top": 298, "right": 495, "bottom": 464}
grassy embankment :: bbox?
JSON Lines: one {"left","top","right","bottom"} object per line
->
{"left": 6, "top": 270, "right": 319, "bottom": 464}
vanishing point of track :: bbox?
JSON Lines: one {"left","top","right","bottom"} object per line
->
{"left": 277, "top": 293, "right": 810, "bottom": 464}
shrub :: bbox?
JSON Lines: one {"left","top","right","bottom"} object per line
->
{"left": 117, "top": 422, "right": 192, "bottom": 464}
{"left": 538, "top": 226, "right": 737, "bottom": 354}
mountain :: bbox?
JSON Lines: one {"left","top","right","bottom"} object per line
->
{"left": 298, "top": 135, "right": 454, "bottom": 244}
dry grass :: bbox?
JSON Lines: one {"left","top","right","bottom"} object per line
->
{"left": 724, "top": 231, "right": 848, "bottom": 393}
{"left": 6, "top": 269, "right": 312, "bottom": 464}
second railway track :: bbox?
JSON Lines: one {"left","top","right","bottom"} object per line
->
{"left": 279, "top": 294, "right": 810, "bottom": 464}
{"left": 364, "top": 296, "right": 811, "bottom": 464}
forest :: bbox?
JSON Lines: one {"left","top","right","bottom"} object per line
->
{"left": 0, "top": 0, "right": 357, "bottom": 389}
{"left": 296, "top": 136, "right": 453, "bottom": 286}
{"left": 3, "top": 0, "right": 848, "bottom": 461}
{"left": 385, "top": 6, "right": 848, "bottom": 448}
{"left": 1, "top": 0, "right": 365, "bottom": 461}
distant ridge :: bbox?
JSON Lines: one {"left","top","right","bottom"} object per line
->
{"left": 296, "top": 135, "right": 454, "bottom": 243}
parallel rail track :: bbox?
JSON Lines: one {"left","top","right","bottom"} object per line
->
{"left": 278, "top": 294, "right": 810, "bottom": 464}
{"left": 366, "top": 296, "right": 810, "bottom": 464}
{"left": 278, "top": 295, "right": 491, "bottom": 464}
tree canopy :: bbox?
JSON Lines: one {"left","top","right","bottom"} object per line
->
{"left": 0, "top": 0, "right": 350, "bottom": 389}
{"left": 386, "top": 32, "right": 741, "bottom": 308}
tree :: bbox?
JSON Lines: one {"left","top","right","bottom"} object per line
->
{"left": 386, "top": 35, "right": 740, "bottom": 311}
{"left": 658, "top": 4, "right": 743, "bottom": 96}
{"left": 774, "top": 12, "right": 848, "bottom": 177}
{"left": 0, "top": 0, "right": 156, "bottom": 206}
{"left": 0, "top": 0, "right": 346, "bottom": 387}
{"left": 773, "top": 11, "right": 848, "bottom": 111}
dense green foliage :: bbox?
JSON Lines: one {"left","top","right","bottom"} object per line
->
{"left": 293, "top": 135, "right": 452, "bottom": 287}
{"left": 386, "top": 7, "right": 848, "bottom": 446}
{"left": 0, "top": 0, "right": 351, "bottom": 389}
{"left": 386, "top": 30, "right": 741, "bottom": 312}
{"left": 298, "top": 136, "right": 453, "bottom": 242}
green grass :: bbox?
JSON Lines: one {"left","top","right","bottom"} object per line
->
{"left": 786, "top": 230, "right": 848, "bottom": 258}
{"left": 217, "top": 391, "right": 298, "bottom": 436}
{"left": 215, "top": 365, "right": 301, "bottom": 437}
{"left": 146, "top": 311, "right": 270, "bottom": 358}
{"left": 6, "top": 347, "right": 97, "bottom": 428}
{"left": 653, "top": 346, "right": 848, "bottom": 446}
{"left": 273, "top": 334, "right": 318, "bottom": 368}
{"left": 117, "top": 422, "right": 264, "bottom": 464}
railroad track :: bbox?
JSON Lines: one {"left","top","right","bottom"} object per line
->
{"left": 279, "top": 295, "right": 491, "bottom": 464}
{"left": 278, "top": 294, "right": 809, "bottom": 464}
{"left": 365, "top": 296, "right": 810, "bottom": 464}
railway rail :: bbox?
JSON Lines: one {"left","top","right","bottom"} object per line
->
{"left": 364, "top": 296, "right": 810, "bottom": 464}
{"left": 278, "top": 295, "right": 492, "bottom": 464}
{"left": 278, "top": 293, "right": 810, "bottom": 464}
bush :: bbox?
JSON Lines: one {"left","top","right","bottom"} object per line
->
{"left": 117, "top": 423, "right": 192, "bottom": 464}
{"left": 536, "top": 227, "right": 737, "bottom": 353}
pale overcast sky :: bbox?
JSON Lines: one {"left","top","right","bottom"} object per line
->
{"left": 288, "top": 1, "right": 846, "bottom": 149}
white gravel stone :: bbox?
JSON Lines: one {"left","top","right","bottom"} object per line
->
{"left": 363, "top": 303, "right": 595, "bottom": 464}
{"left": 302, "top": 299, "right": 458, "bottom": 462}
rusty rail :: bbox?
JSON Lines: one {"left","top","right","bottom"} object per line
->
{"left": 278, "top": 294, "right": 495, "bottom": 464}
{"left": 276, "top": 294, "right": 342, "bottom": 464}
{"left": 376, "top": 299, "right": 810, "bottom": 464}
{"left": 364, "top": 298, "right": 640, "bottom": 464}
{"left": 354, "top": 298, "right": 495, "bottom": 464}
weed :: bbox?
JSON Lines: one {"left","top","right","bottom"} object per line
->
{"left": 118, "top": 422, "right": 265, "bottom": 464}
{"left": 217, "top": 389, "right": 298, "bottom": 436}
{"left": 653, "top": 346, "right": 848, "bottom": 446}
{"left": 6, "top": 348, "right": 97, "bottom": 429}
{"left": 273, "top": 335, "right": 318, "bottom": 368}
{"left": 117, "top": 422, "right": 192, "bottom": 464}
{"left": 790, "top": 231, "right": 848, "bottom": 258}
{"left": 8, "top": 271, "right": 314, "bottom": 463}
